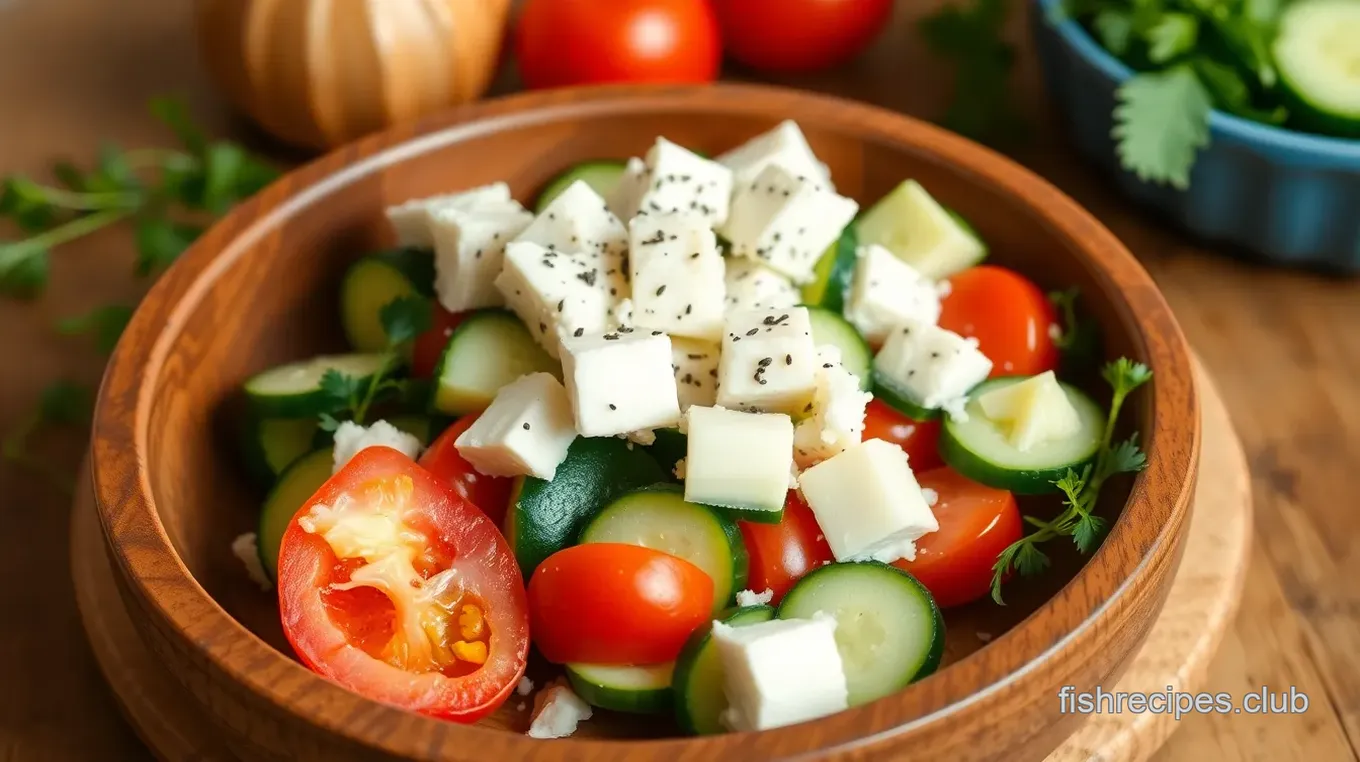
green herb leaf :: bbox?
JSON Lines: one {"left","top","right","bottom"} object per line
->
{"left": 1102, "top": 433, "right": 1149, "bottom": 477}
{"left": 51, "top": 160, "right": 89, "bottom": 192}
{"left": 150, "top": 97, "right": 208, "bottom": 156}
{"left": 85, "top": 142, "right": 142, "bottom": 195}
{"left": 1144, "top": 12, "right": 1199, "bottom": 63}
{"left": 1073, "top": 513, "right": 1109, "bottom": 553}
{"left": 134, "top": 218, "right": 201, "bottom": 275}
{"left": 57, "top": 304, "right": 135, "bottom": 354}
{"left": 319, "top": 370, "right": 363, "bottom": 407}
{"left": 0, "top": 176, "right": 60, "bottom": 231}
{"left": 1102, "top": 357, "right": 1154, "bottom": 396}
{"left": 919, "top": 0, "right": 1026, "bottom": 144}
{"left": 1015, "top": 541, "right": 1052, "bottom": 576}
{"left": 39, "top": 380, "right": 94, "bottom": 425}
{"left": 1094, "top": 10, "right": 1136, "bottom": 56}
{"left": 318, "top": 412, "right": 343, "bottom": 433}
{"left": 0, "top": 242, "right": 50, "bottom": 298}
{"left": 1113, "top": 66, "right": 1212, "bottom": 189}
{"left": 380, "top": 296, "right": 433, "bottom": 347}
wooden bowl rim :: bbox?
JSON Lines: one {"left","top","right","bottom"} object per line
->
{"left": 90, "top": 83, "right": 1198, "bottom": 758}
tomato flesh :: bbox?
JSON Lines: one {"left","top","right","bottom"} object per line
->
{"left": 893, "top": 466, "right": 1022, "bottom": 608}
{"left": 528, "top": 543, "right": 714, "bottom": 665}
{"left": 411, "top": 304, "right": 465, "bottom": 379}
{"left": 738, "top": 491, "right": 835, "bottom": 604}
{"left": 863, "top": 398, "right": 944, "bottom": 471}
{"left": 712, "top": 0, "right": 894, "bottom": 73}
{"left": 419, "top": 412, "right": 514, "bottom": 526}
{"left": 938, "top": 265, "right": 1060, "bottom": 378}
{"left": 278, "top": 446, "right": 529, "bottom": 721}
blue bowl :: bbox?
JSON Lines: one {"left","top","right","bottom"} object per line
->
{"left": 1032, "top": 0, "right": 1360, "bottom": 271}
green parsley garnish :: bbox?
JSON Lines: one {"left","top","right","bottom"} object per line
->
{"left": 317, "top": 295, "right": 431, "bottom": 429}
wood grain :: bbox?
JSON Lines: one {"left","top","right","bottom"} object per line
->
{"left": 1, "top": 0, "right": 1355, "bottom": 760}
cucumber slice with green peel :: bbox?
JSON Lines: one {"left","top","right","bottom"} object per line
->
{"left": 256, "top": 449, "right": 333, "bottom": 581}
{"left": 799, "top": 225, "right": 858, "bottom": 313}
{"left": 535, "top": 160, "right": 629, "bottom": 213}
{"left": 503, "top": 437, "right": 667, "bottom": 577}
{"left": 340, "top": 248, "right": 435, "bottom": 352}
{"left": 1274, "top": 0, "right": 1360, "bottom": 138}
{"left": 939, "top": 376, "right": 1104, "bottom": 494}
{"left": 430, "top": 310, "right": 559, "bottom": 416}
{"left": 778, "top": 562, "right": 943, "bottom": 707}
{"left": 241, "top": 417, "right": 319, "bottom": 484}
{"left": 580, "top": 484, "right": 748, "bottom": 614}
{"left": 871, "top": 367, "right": 943, "bottom": 421}
{"left": 645, "top": 427, "right": 688, "bottom": 480}
{"left": 856, "top": 180, "right": 986, "bottom": 280}
{"left": 565, "top": 662, "right": 674, "bottom": 714}
{"left": 245, "top": 353, "right": 392, "bottom": 418}
{"left": 806, "top": 306, "right": 873, "bottom": 392}
{"left": 673, "top": 605, "right": 777, "bottom": 735}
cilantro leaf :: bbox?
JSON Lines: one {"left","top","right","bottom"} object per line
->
{"left": 1015, "top": 542, "right": 1052, "bottom": 577}
{"left": 1101, "top": 434, "right": 1149, "bottom": 477}
{"left": 1144, "top": 12, "right": 1199, "bottom": 64}
{"left": 149, "top": 97, "right": 208, "bottom": 156}
{"left": 0, "top": 176, "right": 59, "bottom": 231}
{"left": 1102, "top": 357, "right": 1153, "bottom": 396}
{"left": 1073, "top": 514, "right": 1109, "bottom": 554}
{"left": 1094, "top": 10, "right": 1136, "bottom": 56}
{"left": 57, "top": 304, "right": 135, "bottom": 354}
{"left": 319, "top": 370, "right": 363, "bottom": 408}
{"left": 0, "top": 242, "right": 50, "bottom": 298}
{"left": 380, "top": 296, "right": 433, "bottom": 347}
{"left": 1113, "top": 66, "right": 1212, "bottom": 190}
{"left": 87, "top": 142, "right": 143, "bottom": 195}
{"left": 318, "top": 412, "right": 343, "bottom": 433}
{"left": 134, "top": 218, "right": 201, "bottom": 275}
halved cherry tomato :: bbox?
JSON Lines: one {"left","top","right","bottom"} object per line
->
{"left": 938, "top": 265, "right": 1060, "bottom": 378}
{"left": 863, "top": 398, "right": 944, "bottom": 471}
{"left": 419, "top": 413, "right": 514, "bottom": 526}
{"left": 411, "top": 305, "right": 466, "bottom": 379}
{"left": 711, "top": 0, "right": 894, "bottom": 74}
{"left": 738, "top": 491, "right": 834, "bottom": 604}
{"left": 893, "top": 466, "right": 1021, "bottom": 608}
{"left": 278, "top": 447, "right": 529, "bottom": 722}
{"left": 528, "top": 543, "right": 714, "bottom": 664}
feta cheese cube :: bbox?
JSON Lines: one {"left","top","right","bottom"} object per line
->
{"left": 332, "top": 419, "right": 422, "bottom": 474}
{"left": 671, "top": 337, "right": 720, "bottom": 411}
{"left": 560, "top": 329, "right": 681, "bottom": 437}
{"left": 514, "top": 180, "right": 628, "bottom": 257}
{"left": 711, "top": 613, "right": 848, "bottom": 732}
{"left": 798, "top": 439, "right": 939, "bottom": 564}
{"left": 683, "top": 405, "right": 794, "bottom": 515}
{"left": 633, "top": 137, "right": 734, "bottom": 227}
{"left": 628, "top": 212, "right": 726, "bottom": 340}
{"left": 721, "top": 164, "right": 858, "bottom": 284}
{"left": 716, "top": 307, "right": 819, "bottom": 415}
{"left": 977, "top": 370, "right": 1082, "bottom": 451}
{"left": 385, "top": 183, "right": 513, "bottom": 248}
{"left": 793, "top": 346, "right": 873, "bottom": 468}
{"left": 873, "top": 319, "right": 993, "bottom": 418}
{"left": 453, "top": 373, "right": 578, "bottom": 480}
{"left": 494, "top": 241, "right": 625, "bottom": 358}
{"left": 734, "top": 587, "right": 774, "bottom": 607}
{"left": 716, "top": 120, "right": 832, "bottom": 190}
{"left": 844, "top": 244, "right": 942, "bottom": 344}
{"left": 430, "top": 203, "right": 534, "bottom": 312}
{"left": 607, "top": 156, "right": 649, "bottom": 222}
{"left": 527, "top": 679, "right": 593, "bottom": 739}
{"left": 724, "top": 258, "right": 801, "bottom": 315}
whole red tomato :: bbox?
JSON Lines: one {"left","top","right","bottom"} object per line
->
{"left": 712, "top": 0, "right": 894, "bottom": 74}
{"left": 516, "top": 0, "right": 720, "bottom": 89}
{"left": 738, "top": 491, "right": 835, "bottom": 604}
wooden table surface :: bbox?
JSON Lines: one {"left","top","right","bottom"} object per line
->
{"left": 1, "top": 1, "right": 1356, "bottom": 760}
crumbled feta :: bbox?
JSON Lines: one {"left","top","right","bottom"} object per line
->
{"left": 721, "top": 164, "right": 858, "bottom": 284}
{"left": 734, "top": 588, "right": 775, "bottom": 607}
{"left": 494, "top": 241, "right": 624, "bottom": 358}
{"left": 873, "top": 319, "right": 993, "bottom": 421}
{"left": 527, "top": 679, "right": 593, "bottom": 739}
{"left": 716, "top": 307, "right": 819, "bottom": 415}
{"left": 514, "top": 180, "right": 628, "bottom": 257}
{"left": 716, "top": 120, "right": 832, "bottom": 190}
{"left": 631, "top": 138, "right": 734, "bottom": 227}
{"left": 793, "top": 345, "right": 873, "bottom": 468}
{"left": 683, "top": 405, "right": 794, "bottom": 516}
{"left": 711, "top": 613, "right": 849, "bottom": 731}
{"left": 560, "top": 329, "right": 681, "bottom": 437}
{"left": 671, "top": 337, "right": 720, "bottom": 411}
{"left": 332, "top": 420, "right": 422, "bottom": 474}
{"left": 723, "top": 258, "right": 801, "bottom": 315}
{"left": 231, "top": 532, "right": 272, "bottom": 591}
{"left": 628, "top": 212, "right": 726, "bottom": 340}
{"left": 921, "top": 487, "right": 939, "bottom": 507}
{"left": 385, "top": 183, "right": 514, "bottom": 247}
{"left": 844, "top": 244, "right": 942, "bottom": 344}
{"left": 517, "top": 676, "right": 535, "bottom": 696}
{"left": 454, "top": 373, "right": 578, "bottom": 480}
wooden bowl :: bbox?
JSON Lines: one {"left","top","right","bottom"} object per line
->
{"left": 89, "top": 84, "right": 1199, "bottom": 761}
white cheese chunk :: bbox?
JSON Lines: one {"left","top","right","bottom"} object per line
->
{"left": 798, "top": 439, "right": 940, "bottom": 564}
{"left": 734, "top": 587, "right": 774, "bottom": 607}
{"left": 671, "top": 337, "right": 720, "bottom": 411}
{"left": 527, "top": 679, "right": 593, "bottom": 739}
{"left": 514, "top": 180, "right": 628, "bottom": 257}
{"left": 385, "top": 183, "right": 514, "bottom": 248}
{"left": 453, "top": 373, "right": 578, "bottom": 480}
{"left": 628, "top": 212, "right": 726, "bottom": 340}
{"left": 632, "top": 137, "right": 734, "bottom": 227}
{"left": 517, "top": 676, "right": 535, "bottom": 696}
{"left": 430, "top": 203, "right": 534, "bottom": 312}
{"left": 721, "top": 164, "right": 858, "bottom": 284}
{"left": 717, "top": 120, "right": 833, "bottom": 190}
{"left": 793, "top": 346, "right": 873, "bottom": 468}
{"left": 683, "top": 405, "right": 794, "bottom": 515}
{"left": 716, "top": 307, "right": 819, "bottom": 415}
{"left": 977, "top": 370, "right": 1082, "bottom": 451}
{"left": 560, "top": 329, "right": 681, "bottom": 437}
{"left": 723, "top": 258, "right": 801, "bottom": 315}
{"left": 331, "top": 419, "right": 422, "bottom": 474}
{"left": 844, "top": 244, "right": 942, "bottom": 344}
{"left": 494, "top": 241, "right": 626, "bottom": 358}
{"left": 873, "top": 319, "right": 993, "bottom": 418}
{"left": 607, "top": 156, "right": 650, "bottom": 222}
{"left": 231, "top": 532, "right": 272, "bottom": 591}
{"left": 711, "top": 613, "right": 849, "bottom": 732}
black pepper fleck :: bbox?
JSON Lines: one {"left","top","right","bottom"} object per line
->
{"left": 785, "top": 354, "right": 792, "bottom": 365}
{"left": 609, "top": 404, "right": 617, "bottom": 410}
{"left": 656, "top": 285, "right": 666, "bottom": 296}
{"left": 574, "top": 328, "right": 584, "bottom": 337}
{"left": 522, "top": 422, "right": 531, "bottom": 430}
{"left": 745, "top": 327, "right": 759, "bottom": 336}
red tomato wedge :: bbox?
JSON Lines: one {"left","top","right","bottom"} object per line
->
{"left": 863, "top": 398, "right": 944, "bottom": 471}
{"left": 411, "top": 304, "right": 466, "bottom": 379}
{"left": 738, "top": 491, "right": 835, "bottom": 604}
{"left": 528, "top": 543, "right": 714, "bottom": 665}
{"left": 938, "top": 265, "right": 1060, "bottom": 378}
{"left": 893, "top": 466, "right": 1021, "bottom": 608}
{"left": 277, "top": 447, "right": 529, "bottom": 722}
{"left": 419, "top": 413, "right": 514, "bottom": 526}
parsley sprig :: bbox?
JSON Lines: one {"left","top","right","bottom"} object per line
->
{"left": 317, "top": 296, "right": 431, "bottom": 432}
{"left": 918, "top": 0, "right": 1028, "bottom": 144}
{"left": 990, "top": 357, "right": 1153, "bottom": 604}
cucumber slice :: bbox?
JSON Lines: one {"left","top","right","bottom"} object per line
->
{"left": 245, "top": 353, "right": 392, "bottom": 418}
{"left": 856, "top": 180, "right": 986, "bottom": 280}
{"left": 806, "top": 306, "right": 872, "bottom": 392}
{"left": 1274, "top": 0, "right": 1360, "bottom": 138}
{"left": 580, "top": 484, "right": 748, "bottom": 613}
{"left": 645, "top": 427, "right": 688, "bottom": 480}
{"left": 565, "top": 662, "right": 674, "bottom": 714}
{"left": 430, "top": 310, "right": 559, "bottom": 416}
{"left": 535, "top": 160, "right": 629, "bottom": 213}
{"left": 778, "top": 562, "right": 943, "bottom": 707}
{"left": 939, "top": 376, "right": 1104, "bottom": 494}
{"left": 241, "top": 417, "right": 319, "bottom": 484}
{"left": 799, "top": 225, "right": 858, "bottom": 313}
{"left": 340, "top": 249, "right": 435, "bottom": 353}
{"left": 256, "top": 449, "right": 333, "bottom": 581}
{"left": 673, "top": 606, "right": 777, "bottom": 735}
{"left": 503, "top": 437, "right": 667, "bottom": 577}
